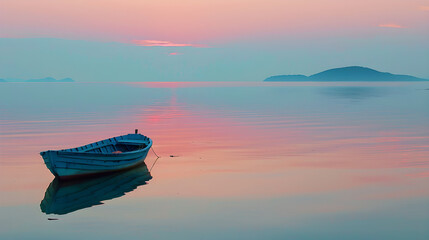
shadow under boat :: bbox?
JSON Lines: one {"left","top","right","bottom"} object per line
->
{"left": 40, "top": 163, "right": 152, "bottom": 215}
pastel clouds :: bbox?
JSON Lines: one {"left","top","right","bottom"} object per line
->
{"left": 1, "top": 0, "right": 428, "bottom": 44}
{"left": 168, "top": 52, "right": 183, "bottom": 55}
{"left": 132, "top": 40, "right": 205, "bottom": 47}
{"left": 378, "top": 24, "right": 404, "bottom": 28}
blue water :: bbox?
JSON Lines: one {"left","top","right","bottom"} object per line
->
{"left": 0, "top": 82, "right": 429, "bottom": 239}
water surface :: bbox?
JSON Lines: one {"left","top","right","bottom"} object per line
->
{"left": 1, "top": 82, "right": 429, "bottom": 239}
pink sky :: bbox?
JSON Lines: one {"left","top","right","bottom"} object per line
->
{"left": 0, "top": 0, "right": 428, "bottom": 45}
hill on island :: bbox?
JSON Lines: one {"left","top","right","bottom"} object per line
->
{"left": 264, "top": 66, "right": 429, "bottom": 82}
{"left": 0, "top": 77, "right": 74, "bottom": 82}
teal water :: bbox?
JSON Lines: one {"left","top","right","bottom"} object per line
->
{"left": 1, "top": 82, "right": 429, "bottom": 239}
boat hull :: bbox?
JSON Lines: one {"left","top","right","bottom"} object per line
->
{"left": 40, "top": 133, "right": 152, "bottom": 180}
{"left": 42, "top": 150, "right": 149, "bottom": 180}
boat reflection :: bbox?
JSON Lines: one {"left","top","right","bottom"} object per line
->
{"left": 40, "top": 163, "right": 152, "bottom": 215}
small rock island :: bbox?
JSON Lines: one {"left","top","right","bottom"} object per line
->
{"left": 264, "top": 66, "right": 428, "bottom": 82}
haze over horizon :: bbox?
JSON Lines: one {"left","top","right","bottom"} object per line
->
{"left": 1, "top": 0, "right": 428, "bottom": 81}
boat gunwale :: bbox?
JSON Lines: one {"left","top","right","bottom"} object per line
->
{"left": 40, "top": 134, "right": 153, "bottom": 157}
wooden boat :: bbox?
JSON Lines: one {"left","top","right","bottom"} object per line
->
{"left": 40, "top": 130, "right": 152, "bottom": 179}
{"left": 40, "top": 163, "right": 152, "bottom": 215}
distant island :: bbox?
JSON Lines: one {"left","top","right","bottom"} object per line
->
{"left": 0, "top": 77, "right": 74, "bottom": 82}
{"left": 264, "top": 66, "right": 429, "bottom": 82}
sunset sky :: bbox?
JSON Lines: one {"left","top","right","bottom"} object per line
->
{"left": 1, "top": 0, "right": 428, "bottom": 81}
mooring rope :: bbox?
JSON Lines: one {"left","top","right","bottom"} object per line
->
{"left": 149, "top": 146, "right": 162, "bottom": 172}
{"left": 151, "top": 146, "right": 160, "bottom": 158}
{"left": 149, "top": 156, "right": 160, "bottom": 172}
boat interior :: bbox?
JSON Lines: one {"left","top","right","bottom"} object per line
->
{"left": 61, "top": 135, "right": 150, "bottom": 154}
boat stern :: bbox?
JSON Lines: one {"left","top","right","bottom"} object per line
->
{"left": 40, "top": 151, "right": 58, "bottom": 177}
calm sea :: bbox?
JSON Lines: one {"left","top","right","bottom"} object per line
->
{"left": 1, "top": 82, "right": 429, "bottom": 239}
